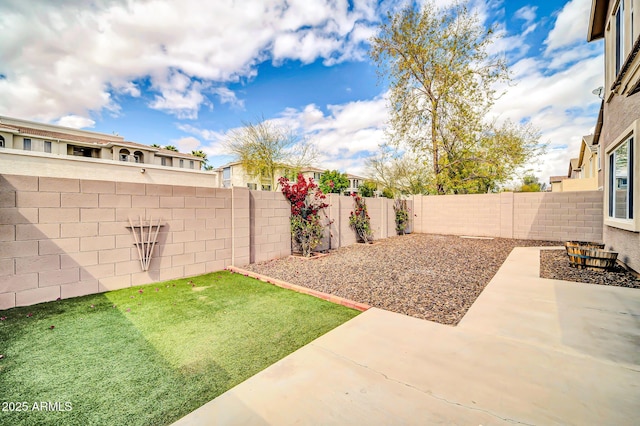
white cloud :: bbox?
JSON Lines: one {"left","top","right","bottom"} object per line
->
{"left": 544, "top": 0, "right": 591, "bottom": 53}
{"left": 0, "top": 0, "right": 382, "bottom": 122}
{"left": 212, "top": 87, "right": 245, "bottom": 110}
{"left": 180, "top": 96, "right": 389, "bottom": 175}
{"left": 55, "top": 115, "right": 96, "bottom": 129}
{"left": 490, "top": 50, "right": 603, "bottom": 184}
{"left": 514, "top": 6, "right": 537, "bottom": 25}
{"left": 171, "top": 136, "right": 201, "bottom": 153}
{"left": 148, "top": 69, "right": 210, "bottom": 119}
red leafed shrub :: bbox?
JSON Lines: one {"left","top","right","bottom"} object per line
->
{"left": 349, "top": 193, "right": 373, "bottom": 243}
{"left": 279, "top": 174, "right": 330, "bottom": 256}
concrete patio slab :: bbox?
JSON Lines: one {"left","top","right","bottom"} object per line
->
{"left": 173, "top": 247, "right": 640, "bottom": 425}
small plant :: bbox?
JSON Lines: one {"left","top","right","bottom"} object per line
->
{"left": 394, "top": 199, "right": 410, "bottom": 235}
{"left": 279, "top": 173, "right": 330, "bottom": 257}
{"left": 349, "top": 194, "right": 373, "bottom": 243}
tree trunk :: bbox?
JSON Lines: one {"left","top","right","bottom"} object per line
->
{"left": 431, "top": 101, "right": 444, "bottom": 194}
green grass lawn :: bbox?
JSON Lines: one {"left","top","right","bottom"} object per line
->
{"left": 0, "top": 271, "right": 359, "bottom": 425}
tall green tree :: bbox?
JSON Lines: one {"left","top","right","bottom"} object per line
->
{"left": 358, "top": 180, "right": 378, "bottom": 197}
{"left": 225, "top": 118, "right": 317, "bottom": 191}
{"left": 518, "top": 175, "right": 545, "bottom": 192}
{"left": 370, "top": 0, "right": 543, "bottom": 194}
{"left": 319, "top": 170, "right": 349, "bottom": 194}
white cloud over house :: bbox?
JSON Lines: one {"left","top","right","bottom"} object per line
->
{"left": 0, "top": 0, "right": 381, "bottom": 122}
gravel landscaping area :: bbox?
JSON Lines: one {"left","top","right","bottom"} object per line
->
{"left": 540, "top": 249, "right": 640, "bottom": 288}
{"left": 245, "top": 234, "right": 559, "bottom": 325}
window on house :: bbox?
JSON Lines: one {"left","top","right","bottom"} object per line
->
{"left": 609, "top": 136, "right": 634, "bottom": 219}
{"left": 189, "top": 160, "right": 194, "bottom": 169}
{"left": 247, "top": 183, "right": 257, "bottom": 190}
{"left": 161, "top": 157, "right": 167, "bottom": 166}
{"left": 314, "top": 172, "right": 322, "bottom": 181}
{"left": 44, "top": 141, "right": 52, "bottom": 153}
{"left": 615, "top": 0, "right": 625, "bottom": 75}
{"left": 222, "top": 167, "right": 231, "bottom": 187}
{"left": 71, "top": 145, "right": 94, "bottom": 157}
{"left": 119, "top": 149, "right": 130, "bottom": 161}
{"left": 23, "top": 138, "right": 31, "bottom": 151}
{"left": 632, "top": 1, "right": 635, "bottom": 45}
{"left": 179, "top": 159, "right": 184, "bottom": 168}
{"left": 0, "top": 135, "right": 5, "bottom": 147}
{"left": 262, "top": 184, "right": 271, "bottom": 191}
{"left": 133, "top": 151, "right": 144, "bottom": 164}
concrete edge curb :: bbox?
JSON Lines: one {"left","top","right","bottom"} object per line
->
{"left": 226, "top": 266, "right": 370, "bottom": 312}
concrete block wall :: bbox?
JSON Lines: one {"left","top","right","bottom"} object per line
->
{"left": 513, "top": 191, "right": 603, "bottom": 242}
{"left": 0, "top": 174, "right": 250, "bottom": 310}
{"left": 325, "top": 195, "right": 409, "bottom": 249}
{"left": 249, "top": 191, "right": 291, "bottom": 263}
{"left": 412, "top": 191, "right": 603, "bottom": 243}
{"left": 414, "top": 193, "right": 503, "bottom": 237}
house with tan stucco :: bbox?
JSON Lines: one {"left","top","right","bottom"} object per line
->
{"left": 588, "top": 0, "right": 640, "bottom": 272}
{"left": 0, "top": 115, "right": 204, "bottom": 171}
{"left": 551, "top": 135, "right": 600, "bottom": 192}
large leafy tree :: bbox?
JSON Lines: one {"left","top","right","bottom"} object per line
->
{"left": 319, "top": 170, "right": 349, "bottom": 194}
{"left": 370, "top": 0, "right": 543, "bottom": 194}
{"left": 225, "top": 118, "right": 317, "bottom": 191}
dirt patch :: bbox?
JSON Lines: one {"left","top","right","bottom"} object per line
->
{"left": 244, "top": 234, "right": 558, "bottom": 325}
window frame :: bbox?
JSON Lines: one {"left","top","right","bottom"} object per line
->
{"left": 23, "top": 138, "right": 31, "bottom": 151}
{"left": 615, "top": 0, "right": 625, "bottom": 76}
{"left": 44, "top": 141, "right": 52, "bottom": 153}
{"left": 605, "top": 119, "right": 638, "bottom": 231}
{"left": 0, "top": 135, "right": 5, "bottom": 148}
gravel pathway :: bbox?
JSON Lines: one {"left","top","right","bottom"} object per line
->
{"left": 245, "top": 234, "right": 559, "bottom": 325}
{"left": 540, "top": 249, "right": 639, "bottom": 288}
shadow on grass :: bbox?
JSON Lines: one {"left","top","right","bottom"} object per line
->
{"left": 0, "top": 271, "right": 359, "bottom": 426}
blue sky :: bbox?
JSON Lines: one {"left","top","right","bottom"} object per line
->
{"left": 0, "top": 0, "right": 603, "bottom": 183}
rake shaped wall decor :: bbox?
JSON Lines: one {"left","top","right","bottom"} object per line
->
{"left": 127, "top": 216, "right": 164, "bottom": 271}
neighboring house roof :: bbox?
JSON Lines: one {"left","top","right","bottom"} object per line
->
{"left": 613, "top": 35, "right": 640, "bottom": 93}
{"left": 587, "top": 0, "right": 608, "bottom": 41}
{"left": 0, "top": 115, "right": 201, "bottom": 161}
{"left": 0, "top": 122, "right": 123, "bottom": 145}
{"left": 299, "top": 166, "right": 325, "bottom": 173}
{"left": 578, "top": 134, "right": 598, "bottom": 165}
{"left": 549, "top": 175, "right": 566, "bottom": 184}
{"left": 568, "top": 158, "right": 581, "bottom": 177}
{"left": 592, "top": 101, "right": 604, "bottom": 146}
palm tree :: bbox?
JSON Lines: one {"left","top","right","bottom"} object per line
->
{"left": 191, "top": 150, "right": 210, "bottom": 171}
{"left": 191, "top": 150, "right": 207, "bottom": 161}
{"left": 164, "top": 145, "right": 178, "bottom": 152}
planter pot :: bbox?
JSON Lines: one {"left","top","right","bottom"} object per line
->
{"left": 565, "top": 241, "right": 617, "bottom": 271}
